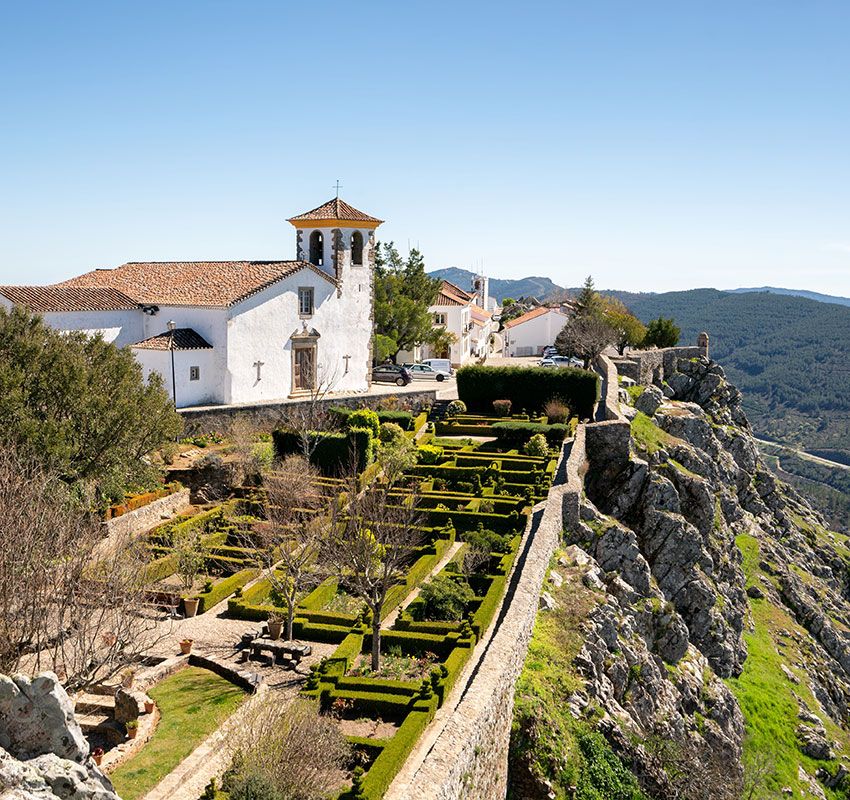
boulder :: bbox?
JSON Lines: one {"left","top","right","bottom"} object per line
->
{"left": 635, "top": 385, "right": 664, "bottom": 417}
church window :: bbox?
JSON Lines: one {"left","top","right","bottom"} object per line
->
{"left": 309, "top": 231, "right": 323, "bottom": 266}
{"left": 351, "top": 231, "right": 364, "bottom": 265}
{"left": 189, "top": 366, "right": 200, "bottom": 381}
{"left": 298, "top": 286, "right": 314, "bottom": 316}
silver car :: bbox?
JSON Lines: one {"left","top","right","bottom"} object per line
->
{"left": 405, "top": 363, "right": 452, "bottom": 382}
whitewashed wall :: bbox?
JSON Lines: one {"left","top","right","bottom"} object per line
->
{"left": 133, "top": 346, "right": 219, "bottom": 408}
{"left": 0, "top": 298, "right": 144, "bottom": 348}
{"left": 504, "top": 310, "right": 569, "bottom": 357}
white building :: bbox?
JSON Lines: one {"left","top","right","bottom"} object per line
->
{"left": 0, "top": 197, "right": 382, "bottom": 408}
{"left": 502, "top": 305, "right": 571, "bottom": 357}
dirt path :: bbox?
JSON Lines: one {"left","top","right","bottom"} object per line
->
{"left": 381, "top": 541, "right": 464, "bottom": 630}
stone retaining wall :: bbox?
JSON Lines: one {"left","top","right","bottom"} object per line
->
{"left": 595, "top": 353, "right": 623, "bottom": 422}
{"left": 179, "top": 389, "right": 438, "bottom": 435}
{"left": 611, "top": 343, "right": 706, "bottom": 386}
{"left": 387, "top": 441, "right": 573, "bottom": 799}
{"left": 103, "top": 488, "right": 191, "bottom": 541}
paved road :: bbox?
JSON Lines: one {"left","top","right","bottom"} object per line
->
{"left": 756, "top": 438, "right": 850, "bottom": 473}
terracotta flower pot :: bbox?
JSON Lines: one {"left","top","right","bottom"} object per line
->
{"left": 126, "top": 727, "right": 138, "bottom": 740}
{"left": 179, "top": 639, "right": 193, "bottom": 655}
{"left": 183, "top": 598, "right": 200, "bottom": 618}
{"left": 267, "top": 621, "right": 283, "bottom": 640}
{"left": 144, "top": 700, "right": 154, "bottom": 714}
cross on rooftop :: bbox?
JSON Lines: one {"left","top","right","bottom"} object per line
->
{"left": 333, "top": 179, "right": 342, "bottom": 198}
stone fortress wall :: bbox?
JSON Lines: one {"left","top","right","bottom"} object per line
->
{"left": 390, "top": 336, "right": 709, "bottom": 798}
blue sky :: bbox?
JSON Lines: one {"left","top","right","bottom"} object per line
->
{"left": 1, "top": 1, "right": 849, "bottom": 295}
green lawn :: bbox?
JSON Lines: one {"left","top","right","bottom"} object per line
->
{"left": 110, "top": 666, "right": 247, "bottom": 800}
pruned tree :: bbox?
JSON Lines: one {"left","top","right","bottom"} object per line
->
{"left": 224, "top": 698, "right": 351, "bottom": 800}
{"left": 555, "top": 315, "right": 615, "bottom": 368}
{"left": 326, "top": 479, "right": 423, "bottom": 671}
{"left": 276, "top": 362, "right": 340, "bottom": 460}
{"left": 0, "top": 447, "right": 166, "bottom": 691}
{"left": 255, "top": 455, "right": 330, "bottom": 641}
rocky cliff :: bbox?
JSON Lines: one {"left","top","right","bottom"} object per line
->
{"left": 0, "top": 672, "right": 119, "bottom": 799}
{"left": 510, "top": 358, "right": 850, "bottom": 800}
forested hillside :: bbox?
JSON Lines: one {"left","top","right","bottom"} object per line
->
{"left": 609, "top": 288, "right": 850, "bottom": 458}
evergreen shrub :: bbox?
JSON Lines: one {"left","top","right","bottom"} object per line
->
{"left": 457, "top": 365, "right": 597, "bottom": 417}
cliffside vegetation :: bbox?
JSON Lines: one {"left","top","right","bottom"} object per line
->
{"left": 511, "top": 355, "right": 850, "bottom": 800}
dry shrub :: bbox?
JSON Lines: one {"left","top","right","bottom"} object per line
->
{"left": 225, "top": 699, "right": 351, "bottom": 800}
{"left": 544, "top": 399, "right": 570, "bottom": 424}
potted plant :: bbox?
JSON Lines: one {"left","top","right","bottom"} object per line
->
{"left": 143, "top": 698, "right": 155, "bottom": 714}
{"left": 91, "top": 747, "right": 105, "bottom": 766}
{"left": 179, "top": 638, "right": 193, "bottom": 655}
{"left": 267, "top": 611, "right": 283, "bottom": 641}
{"left": 182, "top": 597, "right": 200, "bottom": 618}
{"left": 120, "top": 667, "right": 136, "bottom": 689}
{"left": 125, "top": 719, "right": 139, "bottom": 740}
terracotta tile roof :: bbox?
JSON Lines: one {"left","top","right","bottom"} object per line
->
{"left": 61, "top": 260, "right": 336, "bottom": 308}
{"left": 0, "top": 285, "right": 138, "bottom": 312}
{"left": 503, "top": 306, "right": 569, "bottom": 329}
{"left": 470, "top": 304, "right": 491, "bottom": 323}
{"left": 130, "top": 328, "right": 213, "bottom": 351}
{"left": 288, "top": 197, "right": 383, "bottom": 224}
{"left": 434, "top": 280, "right": 474, "bottom": 307}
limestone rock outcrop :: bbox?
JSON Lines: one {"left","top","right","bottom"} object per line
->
{"left": 0, "top": 673, "right": 119, "bottom": 800}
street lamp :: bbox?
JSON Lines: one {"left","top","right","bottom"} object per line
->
{"left": 167, "top": 320, "right": 177, "bottom": 407}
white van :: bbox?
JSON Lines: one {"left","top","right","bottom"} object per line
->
{"left": 422, "top": 358, "right": 453, "bottom": 375}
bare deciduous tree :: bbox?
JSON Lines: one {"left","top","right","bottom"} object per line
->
{"left": 277, "top": 363, "right": 341, "bottom": 460}
{"left": 326, "top": 479, "right": 423, "bottom": 671}
{"left": 254, "top": 455, "right": 329, "bottom": 642}
{"left": 0, "top": 447, "right": 166, "bottom": 691}
{"left": 224, "top": 698, "right": 351, "bottom": 800}
{"left": 555, "top": 315, "right": 615, "bottom": 369}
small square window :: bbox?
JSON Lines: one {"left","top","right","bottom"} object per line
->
{"left": 189, "top": 366, "right": 200, "bottom": 381}
{"left": 298, "top": 286, "right": 314, "bottom": 316}
{"left": 434, "top": 313, "right": 446, "bottom": 326}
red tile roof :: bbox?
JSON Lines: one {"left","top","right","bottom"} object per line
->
{"left": 0, "top": 285, "right": 137, "bottom": 312}
{"left": 288, "top": 197, "right": 383, "bottom": 224}
{"left": 61, "top": 260, "right": 336, "bottom": 308}
{"left": 503, "top": 306, "right": 569, "bottom": 329}
{"left": 131, "top": 328, "right": 213, "bottom": 351}
{"left": 470, "top": 304, "right": 491, "bottom": 323}
{"left": 434, "top": 280, "right": 474, "bottom": 307}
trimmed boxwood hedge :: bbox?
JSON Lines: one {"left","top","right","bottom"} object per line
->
{"left": 457, "top": 364, "right": 598, "bottom": 417}
{"left": 272, "top": 427, "right": 374, "bottom": 474}
{"left": 189, "top": 567, "right": 258, "bottom": 614}
{"left": 329, "top": 406, "right": 416, "bottom": 431}
{"left": 491, "top": 420, "right": 570, "bottom": 447}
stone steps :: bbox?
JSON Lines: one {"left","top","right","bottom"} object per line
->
{"left": 76, "top": 711, "right": 114, "bottom": 733}
{"left": 75, "top": 693, "right": 115, "bottom": 716}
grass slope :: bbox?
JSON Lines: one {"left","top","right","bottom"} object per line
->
{"left": 510, "top": 552, "right": 647, "bottom": 800}
{"left": 110, "top": 666, "right": 247, "bottom": 800}
{"left": 728, "top": 534, "right": 850, "bottom": 799}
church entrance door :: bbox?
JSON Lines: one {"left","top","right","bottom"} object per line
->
{"left": 293, "top": 345, "right": 316, "bottom": 391}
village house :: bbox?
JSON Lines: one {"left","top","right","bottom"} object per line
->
{"left": 405, "top": 279, "right": 497, "bottom": 368}
{"left": 502, "top": 303, "right": 572, "bottom": 357}
{"left": 0, "top": 197, "right": 381, "bottom": 408}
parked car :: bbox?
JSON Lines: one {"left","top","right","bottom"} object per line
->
{"left": 542, "top": 346, "right": 558, "bottom": 358}
{"left": 372, "top": 364, "right": 412, "bottom": 386}
{"left": 539, "top": 355, "right": 582, "bottom": 368}
{"left": 405, "top": 363, "right": 452, "bottom": 382}
{"left": 421, "top": 358, "right": 454, "bottom": 375}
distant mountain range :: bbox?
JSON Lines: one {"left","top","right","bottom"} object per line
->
{"left": 428, "top": 268, "right": 563, "bottom": 304}
{"left": 429, "top": 267, "right": 850, "bottom": 309}
{"left": 727, "top": 286, "right": 850, "bottom": 308}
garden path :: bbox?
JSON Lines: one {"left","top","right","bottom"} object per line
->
{"left": 135, "top": 591, "right": 336, "bottom": 800}
{"left": 380, "top": 541, "right": 464, "bottom": 630}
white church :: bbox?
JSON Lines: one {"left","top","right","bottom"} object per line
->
{"left": 0, "top": 198, "right": 382, "bottom": 408}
